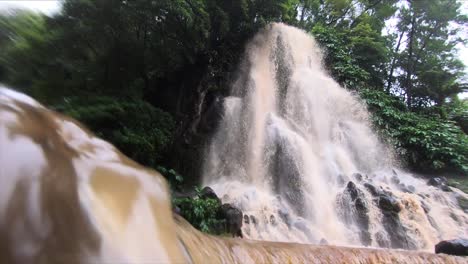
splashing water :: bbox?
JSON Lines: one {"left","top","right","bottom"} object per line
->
{"left": 1, "top": 85, "right": 466, "bottom": 263}
{"left": 203, "top": 23, "right": 468, "bottom": 251}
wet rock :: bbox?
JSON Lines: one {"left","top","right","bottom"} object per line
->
{"left": 435, "top": 239, "right": 468, "bottom": 256}
{"left": 363, "top": 183, "right": 380, "bottom": 196}
{"left": 278, "top": 209, "right": 291, "bottom": 227}
{"left": 391, "top": 176, "right": 400, "bottom": 185}
{"left": 250, "top": 215, "right": 257, "bottom": 226}
{"left": 220, "top": 204, "right": 243, "bottom": 238}
{"left": 360, "top": 230, "right": 372, "bottom": 246}
{"left": 374, "top": 192, "right": 416, "bottom": 249}
{"left": 337, "top": 174, "right": 347, "bottom": 186}
{"left": 200, "top": 186, "right": 221, "bottom": 204}
{"left": 427, "top": 177, "right": 451, "bottom": 192}
{"left": 346, "top": 181, "right": 360, "bottom": 200}
{"left": 342, "top": 181, "right": 371, "bottom": 246}
{"left": 320, "top": 238, "right": 329, "bottom": 245}
{"left": 420, "top": 201, "right": 430, "bottom": 214}
{"left": 378, "top": 195, "right": 401, "bottom": 213}
{"left": 270, "top": 215, "right": 277, "bottom": 225}
{"left": 398, "top": 183, "right": 415, "bottom": 194}
{"left": 352, "top": 173, "right": 363, "bottom": 182}
{"left": 293, "top": 219, "right": 315, "bottom": 241}
{"left": 381, "top": 212, "right": 415, "bottom": 249}
{"left": 270, "top": 138, "right": 305, "bottom": 215}
{"left": 375, "top": 232, "right": 391, "bottom": 248}
{"left": 243, "top": 215, "right": 250, "bottom": 224}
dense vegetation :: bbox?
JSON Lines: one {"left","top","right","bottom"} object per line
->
{"left": 0, "top": 0, "right": 466, "bottom": 186}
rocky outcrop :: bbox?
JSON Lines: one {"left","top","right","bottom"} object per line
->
{"left": 435, "top": 239, "right": 468, "bottom": 256}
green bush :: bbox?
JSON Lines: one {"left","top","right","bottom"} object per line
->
{"left": 56, "top": 96, "right": 175, "bottom": 168}
{"left": 311, "top": 24, "right": 370, "bottom": 88}
{"left": 360, "top": 89, "right": 468, "bottom": 174}
{"left": 157, "top": 166, "right": 184, "bottom": 191}
{"left": 173, "top": 187, "right": 224, "bottom": 234}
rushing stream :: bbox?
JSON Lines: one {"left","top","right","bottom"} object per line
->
{"left": 203, "top": 23, "right": 467, "bottom": 251}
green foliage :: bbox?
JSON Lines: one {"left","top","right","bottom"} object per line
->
{"left": 311, "top": 24, "right": 369, "bottom": 88}
{"left": 173, "top": 189, "right": 224, "bottom": 234}
{"left": 0, "top": 0, "right": 466, "bottom": 180}
{"left": 57, "top": 97, "right": 175, "bottom": 168}
{"left": 157, "top": 166, "right": 184, "bottom": 190}
{"left": 361, "top": 89, "right": 468, "bottom": 174}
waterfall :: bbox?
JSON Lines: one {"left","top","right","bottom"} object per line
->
{"left": 203, "top": 23, "right": 467, "bottom": 250}
{"left": 1, "top": 83, "right": 466, "bottom": 263}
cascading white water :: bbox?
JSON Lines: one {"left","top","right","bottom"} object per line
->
{"left": 203, "top": 23, "right": 467, "bottom": 251}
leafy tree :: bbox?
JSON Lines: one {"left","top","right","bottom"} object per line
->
{"left": 388, "top": 0, "right": 467, "bottom": 108}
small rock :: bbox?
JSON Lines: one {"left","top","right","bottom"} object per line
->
{"left": 270, "top": 215, "right": 277, "bottom": 225}
{"left": 435, "top": 239, "right": 468, "bottom": 256}
{"left": 391, "top": 176, "right": 400, "bottom": 185}
{"left": 243, "top": 215, "right": 250, "bottom": 224}
{"left": 320, "top": 238, "right": 329, "bottom": 245}
{"left": 250, "top": 215, "right": 257, "bottom": 226}
{"left": 352, "top": 173, "right": 363, "bottom": 182}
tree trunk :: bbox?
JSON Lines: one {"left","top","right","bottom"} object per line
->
{"left": 386, "top": 29, "right": 405, "bottom": 93}
{"left": 405, "top": 13, "right": 416, "bottom": 109}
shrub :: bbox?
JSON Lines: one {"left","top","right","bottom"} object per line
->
{"left": 360, "top": 89, "right": 468, "bottom": 174}
{"left": 56, "top": 96, "right": 175, "bottom": 168}
{"left": 173, "top": 187, "right": 224, "bottom": 234}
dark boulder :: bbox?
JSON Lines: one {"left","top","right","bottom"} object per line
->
{"left": 378, "top": 195, "right": 401, "bottom": 213}
{"left": 427, "top": 177, "right": 451, "bottom": 192}
{"left": 220, "top": 203, "right": 243, "bottom": 238}
{"left": 200, "top": 186, "right": 221, "bottom": 204}
{"left": 435, "top": 239, "right": 468, "bottom": 256}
